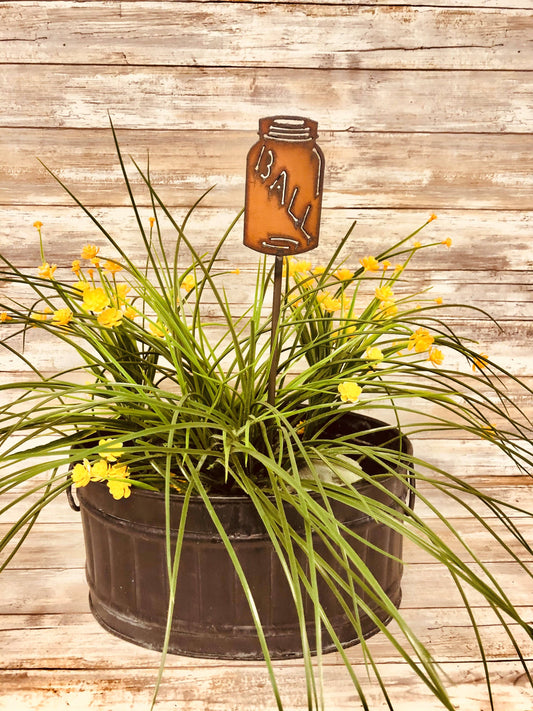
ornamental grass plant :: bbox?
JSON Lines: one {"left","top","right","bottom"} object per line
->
{"left": 0, "top": 126, "right": 532, "bottom": 710}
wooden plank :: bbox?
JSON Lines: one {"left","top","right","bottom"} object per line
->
{"left": 1, "top": 129, "right": 532, "bottom": 210}
{"left": 0, "top": 661, "right": 531, "bottom": 711}
{"left": 0, "top": 322, "right": 532, "bottom": 374}
{"left": 1, "top": 607, "right": 532, "bottom": 668}
{"left": 1, "top": 262, "right": 532, "bottom": 314}
{"left": 0, "top": 2, "right": 530, "bottom": 70}
{"left": 8, "top": 0, "right": 531, "bottom": 9}
{"left": 1, "top": 208, "right": 532, "bottom": 272}
{"left": 2, "top": 66, "right": 532, "bottom": 133}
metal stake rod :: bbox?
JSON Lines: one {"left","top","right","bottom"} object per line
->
{"left": 268, "top": 255, "right": 284, "bottom": 406}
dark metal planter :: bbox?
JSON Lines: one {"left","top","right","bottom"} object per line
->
{"left": 75, "top": 413, "right": 413, "bottom": 659}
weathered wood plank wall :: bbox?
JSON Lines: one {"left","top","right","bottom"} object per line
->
{"left": 0, "top": 1, "right": 532, "bottom": 710}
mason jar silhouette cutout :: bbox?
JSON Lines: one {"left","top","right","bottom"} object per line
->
{"left": 244, "top": 116, "right": 325, "bottom": 256}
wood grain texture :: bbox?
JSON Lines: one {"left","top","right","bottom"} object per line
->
{"left": 0, "top": 2, "right": 531, "bottom": 70}
{"left": 2, "top": 66, "right": 532, "bottom": 133}
{"left": 2, "top": 207, "right": 532, "bottom": 270}
{"left": 0, "top": 662, "right": 531, "bottom": 711}
{"left": 1, "top": 1, "right": 532, "bottom": 709}
{"left": 1, "top": 128, "right": 532, "bottom": 209}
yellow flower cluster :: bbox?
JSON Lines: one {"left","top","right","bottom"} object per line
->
{"left": 472, "top": 352, "right": 488, "bottom": 372}
{"left": 428, "top": 348, "right": 444, "bottom": 366}
{"left": 360, "top": 256, "right": 380, "bottom": 272}
{"left": 104, "top": 259, "right": 123, "bottom": 275}
{"left": 71, "top": 438, "right": 131, "bottom": 500}
{"left": 51, "top": 308, "right": 73, "bottom": 327}
{"left": 81, "top": 244, "right": 100, "bottom": 260}
{"left": 317, "top": 291, "right": 351, "bottom": 314}
{"left": 338, "top": 381, "right": 362, "bottom": 403}
{"left": 75, "top": 245, "right": 137, "bottom": 327}
{"left": 284, "top": 257, "right": 312, "bottom": 278}
{"left": 364, "top": 346, "right": 384, "bottom": 363}
{"left": 407, "top": 327, "right": 444, "bottom": 366}
{"left": 317, "top": 291, "right": 341, "bottom": 313}
{"left": 408, "top": 327, "right": 434, "bottom": 353}
{"left": 37, "top": 262, "right": 57, "bottom": 280}
{"left": 83, "top": 287, "right": 110, "bottom": 312}
{"left": 335, "top": 268, "right": 354, "bottom": 281}
{"left": 180, "top": 273, "right": 196, "bottom": 293}
{"left": 97, "top": 307, "right": 123, "bottom": 329}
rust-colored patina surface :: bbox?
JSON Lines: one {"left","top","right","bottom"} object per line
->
{"left": 244, "top": 116, "right": 324, "bottom": 256}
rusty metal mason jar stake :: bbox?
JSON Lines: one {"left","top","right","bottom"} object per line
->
{"left": 244, "top": 116, "right": 325, "bottom": 404}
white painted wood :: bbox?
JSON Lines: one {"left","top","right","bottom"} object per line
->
{"left": 1, "top": 1, "right": 532, "bottom": 708}
{"left": 0, "top": 3, "right": 531, "bottom": 70}
{"left": 1, "top": 129, "right": 532, "bottom": 210}
{"left": 1, "top": 67, "right": 532, "bottom": 132}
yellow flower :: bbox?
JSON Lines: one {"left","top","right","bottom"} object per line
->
{"left": 99, "top": 438, "right": 124, "bottom": 462}
{"left": 91, "top": 257, "right": 100, "bottom": 268}
{"left": 81, "top": 244, "right": 100, "bottom": 260}
{"left": 296, "top": 260, "right": 312, "bottom": 273}
{"left": 379, "top": 299, "right": 398, "bottom": 318}
{"left": 429, "top": 213, "right": 437, "bottom": 222}
{"left": 284, "top": 257, "right": 297, "bottom": 277}
{"left": 74, "top": 280, "right": 90, "bottom": 292}
{"left": 123, "top": 305, "right": 138, "bottom": 320}
{"left": 413, "top": 241, "right": 422, "bottom": 249}
{"left": 149, "top": 321, "right": 166, "bottom": 338}
{"left": 33, "top": 220, "right": 43, "bottom": 230}
{"left": 335, "top": 268, "right": 354, "bottom": 281}
{"left": 51, "top": 308, "right": 73, "bottom": 327}
{"left": 97, "top": 307, "right": 123, "bottom": 329}
{"left": 317, "top": 292, "right": 342, "bottom": 312}
{"left": 107, "top": 479, "right": 132, "bottom": 499}
{"left": 375, "top": 285, "right": 394, "bottom": 302}
{"left": 434, "top": 297, "right": 443, "bottom": 305}
{"left": 364, "top": 346, "right": 384, "bottom": 362}
{"left": 481, "top": 423, "right": 496, "bottom": 439}
{"left": 83, "top": 287, "right": 110, "bottom": 313}
{"left": 393, "top": 264, "right": 404, "bottom": 274}
{"left": 338, "top": 382, "right": 362, "bottom": 403}
{"left": 90, "top": 459, "right": 109, "bottom": 482}
{"left": 181, "top": 273, "right": 196, "bottom": 292}
{"left": 472, "top": 352, "right": 488, "bottom": 372}
{"left": 71, "top": 460, "right": 92, "bottom": 488}
{"left": 408, "top": 327, "right": 434, "bottom": 353}
{"left": 296, "top": 420, "right": 305, "bottom": 435}
{"left": 441, "top": 238, "right": 452, "bottom": 249}
{"left": 104, "top": 259, "right": 123, "bottom": 274}
{"left": 149, "top": 216, "right": 155, "bottom": 228}
{"left": 114, "top": 283, "right": 131, "bottom": 304}
{"left": 313, "top": 266, "right": 326, "bottom": 276}
{"left": 37, "top": 262, "right": 57, "bottom": 280}
{"left": 32, "top": 307, "right": 53, "bottom": 322}
{"left": 107, "top": 464, "right": 131, "bottom": 500}
{"left": 360, "top": 256, "right": 380, "bottom": 272}
{"left": 342, "top": 324, "right": 356, "bottom": 337}
{"left": 71, "top": 260, "right": 81, "bottom": 274}
{"left": 428, "top": 348, "right": 444, "bottom": 366}
{"left": 231, "top": 268, "right": 240, "bottom": 275}
{"left": 382, "top": 260, "right": 392, "bottom": 271}
{"left": 0, "top": 311, "right": 12, "bottom": 322}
